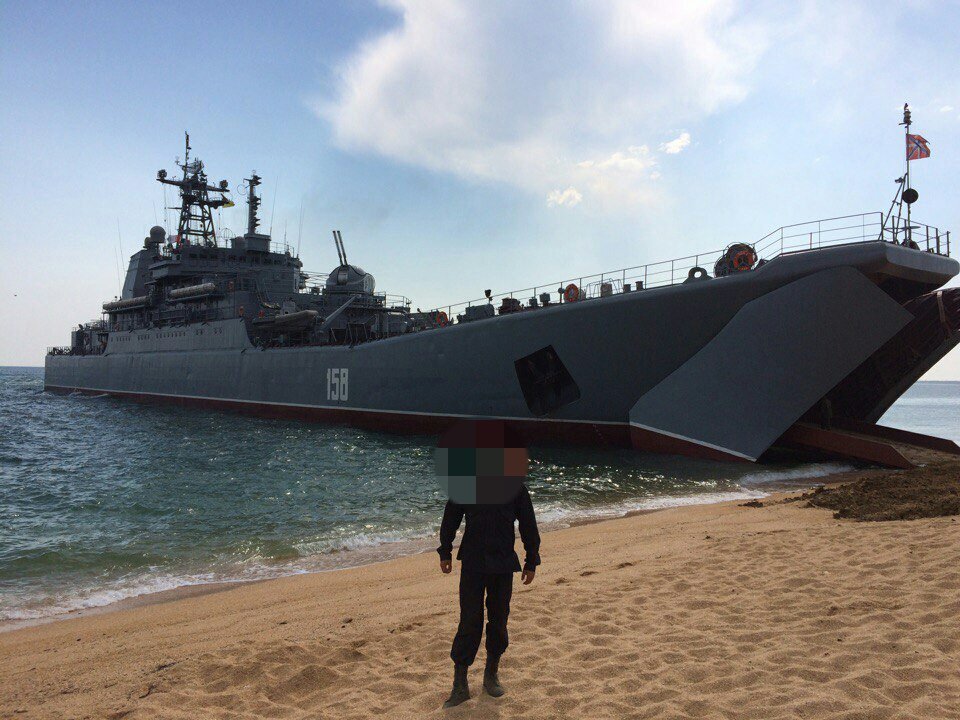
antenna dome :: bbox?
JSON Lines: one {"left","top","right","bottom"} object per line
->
{"left": 149, "top": 226, "right": 167, "bottom": 243}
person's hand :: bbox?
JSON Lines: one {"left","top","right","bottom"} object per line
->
{"left": 521, "top": 568, "right": 535, "bottom": 585}
{"left": 440, "top": 558, "right": 452, "bottom": 574}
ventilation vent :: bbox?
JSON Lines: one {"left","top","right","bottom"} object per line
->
{"left": 514, "top": 345, "right": 581, "bottom": 417}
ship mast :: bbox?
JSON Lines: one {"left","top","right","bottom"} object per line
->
{"left": 157, "top": 132, "right": 232, "bottom": 247}
{"left": 245, "top": 172, "right": 263, "bottom": 237}
{"left": 882, "top": 103, "right": 921, "bottom": 245}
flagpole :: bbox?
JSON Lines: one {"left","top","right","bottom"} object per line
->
{"left": 901, "top": 103, "right": 912, "bottom": 244}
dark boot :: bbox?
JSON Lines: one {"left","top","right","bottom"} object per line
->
{"left": 483, "top": 656, "right": 504, "bottom": 697}
{"left": 443, "top": 664, "right": 470, "bottom": 708}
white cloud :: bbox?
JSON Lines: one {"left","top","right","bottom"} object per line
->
{"left": 660, "top": 132, "right": 691, "bottom": 154}
{"left": 319, "top": 1, "right": 767, "bottom": 209}
{"left": 578, "top": 145, "right": 655, "bottom": 173}
{"left": 570, "top": 145, "right": 661, "bottom": 206}
{"left": 940, "top": 105, "right": 954, "bottom": 112}
{"left": 546, "top": 187, "right": 583, "bottom": 208}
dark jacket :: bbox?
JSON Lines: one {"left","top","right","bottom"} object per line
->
{"left": 437, "top": 484, "right": 541, "bottom": 574}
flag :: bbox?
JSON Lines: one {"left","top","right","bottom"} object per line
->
{"left": 906, "top": 134, "right": 931, "bottom": 161}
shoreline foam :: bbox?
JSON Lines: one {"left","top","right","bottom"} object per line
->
{"left": 0, "top": 461, "right": 854, "bottom": 632}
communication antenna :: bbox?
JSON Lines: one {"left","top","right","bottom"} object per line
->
{"left": 116, "top": 218, "right": 124, "bottom": 260}
{"left": 269, "top": 175, "right": 280, "bottom": 236}
{"left": 115, "top": 219, "right": 124, "bottom": 296}
{"left": 296, "top": 202, "right": 304, "bottom": 258}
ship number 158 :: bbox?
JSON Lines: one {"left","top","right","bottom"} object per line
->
{"left": 326, "top": 368, "right": 349, "bottom": 402}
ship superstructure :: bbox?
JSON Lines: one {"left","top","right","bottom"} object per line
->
{"left": 68, "top": 134, "right": 422, "bottom": 361}
{"left": 46, "top": 113, "right": 960, "bottom": 466}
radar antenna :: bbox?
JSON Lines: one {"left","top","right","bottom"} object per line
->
{"left": 156, "top": 132, "right": 233, "bottom": 247}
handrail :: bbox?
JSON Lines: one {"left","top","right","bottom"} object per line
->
{"left": 301, "top": 270, "right": 410, "bottom": 308}
{"left": 382, "top": 293, "right": 412, "bottom": 308}
{"left": 429, "top": 212, "right": 951, "bottom": 322}
{"left": 160, "top": 233, "right": 298, "bottom": 259}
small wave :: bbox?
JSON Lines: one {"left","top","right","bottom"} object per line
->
{"left": 1, "top": 572, "right": 218, "bottom": 623}
{"left": 0, "top": 560, "right": 326, "bottom": 626}
{"left": 737, "top": 462, "right": 854, "bottom": 486}
{"left": 536, "top": 488, "right": 769, "bottom": 528}
{"left": 0, "top": 537, "right": 440, "bottom": 626}
{"left": 293, "top": 527, "right": 435, "bottom": 557}
{"left": 534, "top": 461, "right": 853, "bottom": 529}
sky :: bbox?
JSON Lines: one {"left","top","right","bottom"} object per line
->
{"left": 1, "top": 0, "right": 958, "bottom": 377}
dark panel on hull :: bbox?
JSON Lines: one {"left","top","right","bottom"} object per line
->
{"left": 514, "top": 345, "right": 581, "bottom": 417}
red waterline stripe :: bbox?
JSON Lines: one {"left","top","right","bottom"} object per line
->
{"left": 45, "top": 384, "right": 756, "bottom": 463}
{"left": 45, "top": 385, "right": 634, "bottom": 447}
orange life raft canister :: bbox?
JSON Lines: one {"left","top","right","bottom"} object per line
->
{"left": 732, "top": 249, "right": 756, "bottom": 271}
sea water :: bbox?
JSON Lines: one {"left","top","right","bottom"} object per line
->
{"left": 1, "top": 366, "right": 956, "bottom": 624}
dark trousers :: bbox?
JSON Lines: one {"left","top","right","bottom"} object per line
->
{"left": 450, "top": 570, "right": 513, "bottom": 666}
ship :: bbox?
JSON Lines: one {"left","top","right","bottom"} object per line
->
{"left": 45, "top": 112, "right": 960, "bottom": 467}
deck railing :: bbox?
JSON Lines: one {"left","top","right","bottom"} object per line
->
{"left": 159, "top": 230, "right": 298, "bottom": 259}
{"left": 430, "top": 212, "right": 951, "bottom": 322}
{"left": 301, "top": 271, "right": 411, "bottom": 309}
{"left": 382, "top": 293, "right": 412, "bottom": 308}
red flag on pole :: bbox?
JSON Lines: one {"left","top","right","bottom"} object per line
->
{"left": 906, "top": 134, "right": 931, "bottom": 161}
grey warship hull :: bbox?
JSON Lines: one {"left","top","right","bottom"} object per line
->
{"left": 46, "top": 240, "right": 959, "bottom": 463}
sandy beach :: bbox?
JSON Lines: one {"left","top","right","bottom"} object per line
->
{"left": 2, "top": 456, "right": 959, "bottom": 720}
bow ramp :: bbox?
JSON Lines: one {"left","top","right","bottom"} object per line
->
{"left": 627, "top": 267, "right": 914, "bottom": 463}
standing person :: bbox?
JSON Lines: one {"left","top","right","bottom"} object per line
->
{"left": 437, "top": 482, "right": 541, "bottom": 708}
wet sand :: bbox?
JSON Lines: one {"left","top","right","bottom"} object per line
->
{"left": 2, "top": 457, "right": 958, "bottom": 719}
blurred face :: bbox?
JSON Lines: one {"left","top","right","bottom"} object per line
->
{"left": 435, "top": 420, "right": 529, "bottom": 505}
